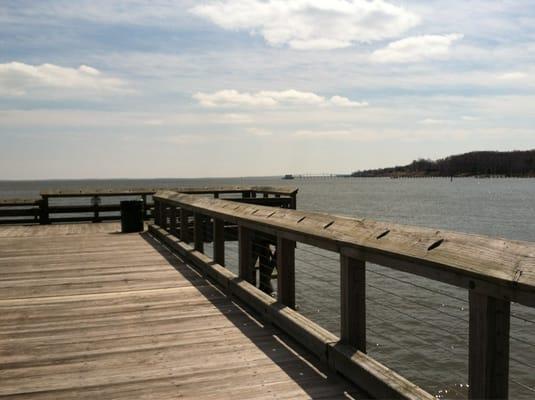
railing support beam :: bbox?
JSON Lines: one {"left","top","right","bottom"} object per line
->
{"left": 153, "top": 199, "right": 160, "bottom": 225}
{"left": 141, "top": 194, "right": 148, "bottom": 220}
{"left": 160, "top": 203, "right": 167, "bottom": 230}
{"left": 469, "top": 291, "right": 510, "bottom": 400}
{"left": 239, "top": 226, "right": 254, "bottom": 283}
{"left": 213, "top": 218, "right": 225, "bottom": 266}
{"left": 92, "top": 196, "right": 101, "bottom": 223}
{"left": 277, "top": 236, "right": 295, "bottom": 309}
{"left": 340, "top": 255, "right": 366, "bottom": 352}
{"left": 194, "top": 213, "right": 204, "bottom": 252}
{"left": 290, "top": 193, "right": 297, "bottom": 209}
{"left": 180, "top": 209, "right": 191, "bottom": 243}
{"left": 39, "top": 197, "right": 50, "bottom": 225}
{"left": 169, "top": 207, "right": 177, "bottom": 236}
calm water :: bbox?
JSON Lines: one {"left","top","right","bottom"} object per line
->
{"left": 1, "top": 177, "right": 534, "bottom": 398}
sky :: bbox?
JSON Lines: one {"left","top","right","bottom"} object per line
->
{"left": 1, "top": 0, "right": 534, "bottom": 179}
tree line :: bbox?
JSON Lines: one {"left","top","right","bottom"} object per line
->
{"left": 351, "top": 150, "right": 535, "bottom": 177}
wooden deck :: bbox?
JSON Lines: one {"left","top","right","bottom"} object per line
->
{"left": 0, "top": 223, "right": 361, "bottom": 399}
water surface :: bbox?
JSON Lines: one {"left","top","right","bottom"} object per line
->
{"left": 1, "top": 177, "right": 534, "bottom": 398}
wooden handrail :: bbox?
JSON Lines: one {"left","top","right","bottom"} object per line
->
{"left": 153, "top": 190, "right": 535, "bottom": 400}
{"left": 40, "top": 185, "right": 298, "bottom": 197}
{"left": 154, "top": 191, "right": 535, "bottom": 306}
{"left": 0, "top": 185, "right": 297, "bottom": 225}
{"left": 0, "top": 198, "right": 39, "bottom": 206}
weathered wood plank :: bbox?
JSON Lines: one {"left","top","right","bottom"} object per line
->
{"left": 40, "top": 185, "right": 298, "bottom": 197}
{"left": 469, "top": 291, "right": 510, "bottom": 400}
{"left": 0, "top": 223, "right": 355, "bottom": 399}
{"left": 277, "top": 235, "right": 295, "bottom": 309}
{"left": 340, "top": 255, "right": 366, "bottom": 352}
{"left": 193, "top": 212, "right": 204, "bottom": 253}
{"left": 150, "top": 224, "right": 433, "bottom": 400}
{"left": 154, "top": 191, "right": 535, "bottom": 307}
{"left": 213, "top": 218, "right": 225, "bottom": 266}
{"left": 0, "top": 198, "right": 39, "bottom": 206}
{"left": 179, "top": 208, "right": 191, "bottom": 243}
{"left": 238, "top": 226, "right": 254, "bottom": 284}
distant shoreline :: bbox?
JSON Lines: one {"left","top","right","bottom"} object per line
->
{"left": 351, "top": 150, "right": 535, "bottom": 178}
{"left": 346, "top": 174, "right": 535, "bottom": 178}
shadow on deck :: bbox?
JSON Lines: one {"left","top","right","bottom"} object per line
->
{"left": 0, "top": 223, "right": 365, "bottom": 399}
{"left": 139, "top": 231, "right": 366, "bottom": 399}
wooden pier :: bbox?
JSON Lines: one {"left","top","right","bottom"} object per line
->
{"left": 0, "top": 186, "right": 298, "bottom": 225}
{"left": 1, "top": 185, "right": 534, "bottom": 399}
{"left": 0, "top": 223, "right": 361, "bottom": 399}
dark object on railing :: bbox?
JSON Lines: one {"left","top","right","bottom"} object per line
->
{"left": 120, "top": 200, "right": 144, "bottom": 233}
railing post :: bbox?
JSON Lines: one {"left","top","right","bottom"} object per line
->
{"left": 290, "top": 193, "right": 297, "bottom": 209}
{"left": 277, "top": 235, "right": 295, "bottom": 309}
{"left": 39, "top": 196, "right": 50, "bottom": 225}
{"left": 340, "top": 255, "right": 366, "bottom": 352}
{"left": 92, "top": 196, "right": 101, "bottom": 223}
{"left": 258, "top": 240, "right": 274, "bottom": 295}
{"left": 153, "top": 199, "right": 161, "bottom": 225}
{"left": 239, "top": 226, "right": 254, "bottom": 283}
{"left": 469, "top": 291, "right": 510, "bottom": 400}
{"left": 179, "top": 208, "right": 191, "bottom": 243}
{"left": 194, "top": 212, "right": 204, "bottom": 252}
{"left": 160, "top": 202, "right": 167, "bottom": 230}
{"left": 141, "top": 194, "right": 148, "bottom": 220}
{"left": 213, "top": 218, "right": 225, "bottom": 266}
{"left": 169, "top": 206, "right": 177, "bottom": 236}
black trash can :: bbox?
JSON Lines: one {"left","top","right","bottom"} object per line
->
{"left": 120, "top": 200, "right": 144, "bottom": 233}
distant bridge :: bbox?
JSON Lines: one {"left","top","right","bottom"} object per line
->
{"left": 283, "top": 173, "right": 350, "bottom": 179}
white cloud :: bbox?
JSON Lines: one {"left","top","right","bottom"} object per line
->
{"left": 292, "top": 129, "right": 405, "bottom": 142}
{"left": 248, "top": 128, "right": 272, "bottom": 136}
{"left": 191, "top": 0, "right": 419, "bottom": 50}
{"left": 143, "top": 119, "right": 165, "bottom": 126}
{"left": 291, "top": 128, "right": 473, "bottom": 143}
{"left": 329, "top": 95, "right": 368, "bottom": 107}
{"left": 220, "top": 113, "right": 254, "bottom": 124}
{"left": 193, "top": 89, "right": 367, "bottom": 108}
{"left": 194, "top": 90, "right": 276, "bottom": 107}
{"left": 461, "top": 115, "right": 479, "bottom": 121}
{"left": 420, "top": 116, "right": 481, "bottom": 124}
{"left": 497, "top": 71, "right": 528, "bottom": 80}
{"left": 418, "top": 118, "right": 449, "bottom": 125}
{"left": 294, "top": 130, "right": 353, "bottom": 138}
{"left": 162, "top": 134, "right": 207, "bottom": 145}
{"left": 371, "top": 34, "right": 463, "bottom": 63}
{"left": 0, "top": 62, "right": 127, "bottom": 96}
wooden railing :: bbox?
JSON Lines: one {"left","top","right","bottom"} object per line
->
{"left": 0, "top": 186, "right": 297, "bottom": 225}
{"left": 0, "top": 198, "right": 40, "bottom": 225}
{"left": 150, "top": 190, "right": 535, "bottom": 400}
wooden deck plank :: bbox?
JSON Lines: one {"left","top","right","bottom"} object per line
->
{"left": 0, "top": 223, "right": 361, "bottom": 399}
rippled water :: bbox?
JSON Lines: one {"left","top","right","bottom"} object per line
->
{"left": 1, "top": 177, "right": 534, "bottom": 398}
